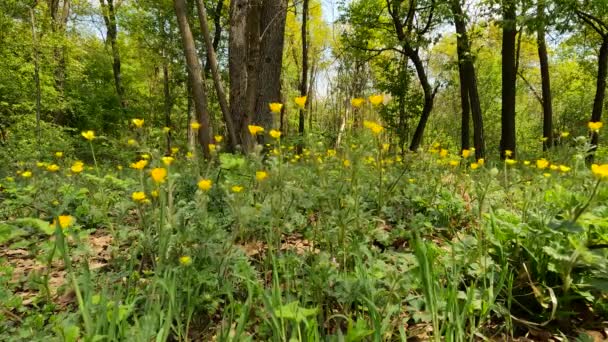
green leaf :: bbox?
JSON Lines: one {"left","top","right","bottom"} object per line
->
{"left": 273, "top": 301, "right": 318, "bottom": 323}
{"left": 12, "top": 218, "right": 54, "bottom": 235}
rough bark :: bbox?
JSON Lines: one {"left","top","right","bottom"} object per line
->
{"left": 243, "top": 0, "right": 262, "bottom": 152}
{"left": 253, "top": 0, "right": 287, "bottom": 134}
{"left": 174, "top": 0, "right": 211, "bottom": 157}
{"left": 457, "top": 62, "right": 471, "bottom": 151}
{"left": 100, "top": 0, "right": 126, "bottom": 110}
{"left": 590, "top": 38, "right": 608, "bottom": 156}
{"left": 195, "top": 0, "right": 238, "bottom": 151}
{"left": 537, "top": 0, "right": 553, "bottom": 151}
{"left": 500, "top": 0, "right": 517, "bottom": 159}
{"left": 407, "top": 45, "right": 435, "bottom": 152}
{"left": 204, "top": 0, "right": 224, "bottom": 74}
{"left": 299, "top": 0, "right": 309, "bottom": 137}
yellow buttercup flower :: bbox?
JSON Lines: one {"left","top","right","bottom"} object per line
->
{"left": 21, "top": 171, "right": 32, "bottom": 178}
{"left": 536, "top": 158, "right": 549, "bottom": 170}
{"left": 171, "top": 147, "right": 179, "bottom": 155}
{"left": 591, "top": 164, "right": 608, "bottom": 180}
{"left": 150, "top": 168, "right": 167, "bottom": 184}
{"left": 368, "top": 94, "right": 384, "bottom": 106}
{"left": 505, "top": 158, "right": 517, "bottom": 166}
{"left": 57, "top": 215, "right": 73, "bottom": 229}
{"left": 55, "top": 152, "right": 63, "bottom": 158}
{"left": 461, "top": 149, "right": 471, "bottom": 158}
{"left": 132, "top": 191, "right": 147, "bottom": 202}
{"left": 559, "top": 165, "right": 571, "bottom": 173}
{"left": 327, "top": 149, "right": 337, "bottom": 157}
{"left": 127, "top": 139, "right": 137, "bottom": 145}
{"left": 179, "top": 256, "right": 192, "bottom": 266}
{"left": 151, "top": 190, "right": 159, "bottom": 198}
{"left": 550, "top": 164, "right": 559, "bottom": 171}
{"left": 214, "top": 135, "right": 223, "bottom": 143}
{"left": 36, "top": 162, "right": 47, "bottom": 168}
{"left": 132, "top": 118, "right": 144, "bottom": 128}
{"left": 504, "top": 150, "right": 513, "bottom": 157}
{"left": 81, "top": 130, "right": 95, "bottom": 141}
{"left": 190, "top": 121, "right": 201, "bottom": 130}
{"left": 439, "top": 149, "right": 448, "bottom": 158}
{"left": 255, "top": 171, "right": 268, "bottom": 181}
{"left": 162, "top": 156, "right": 174, "bottom": 166}
{"left": 47, "top": 164, "right": 60, "bottom": 172}
{"left": 186, "top": 151, "right": 194, "bottom": 159}
{"left": 269, "top": 103, "right": 283, "bottom": 113}
{"left": 477, "top": 158, "right": 485, "bottom": 166}
{"left": 351, "top": 98, "right": 365, "bottom": 108}
{"left": 197, "top": 179, "right": 212, "bottom": 191}
{"left": 449, "top": 160, "right": 460, "bottom": 167}
{"left": 248, "top": 125, "right": 264, "bottom": 135}
{"left": 294, "top": 95, "right": 307, "bottom": 108}
{"left": 363, "top": 120, "right": 384, "bottom": 135}
{"left": 269, "top": 130, "right": 281, "bottom": 139}
{"left": 163, "top": 126, "right": 171, "bottom": 133}
{"left": 209, "top": 144, "right": 217, "bottom": 152}
{"left": 231, "top": 185, "right": 244, "bottom": 193}
{"left": 130, "top": 160, "right": 148, "bottom": 170}
{"left": 141, "top": 153, "right": 151, "bottom": 160}
{"left": 523, "top": 160, "right": 531, "bottom": 166}
{"left": 588, "top": 121, "right": 603, "bottom": 132}
{"left": 560, "top": 132, "right": 570, "bottom": 138}
{"left": 343, "top": 159, "right": 351, "bottom": 167}
{"left": 470, "top": 163, "right": 480, "bottom": 170}
{"left": 71, "top": 161, "right": 84, "bottom": 174}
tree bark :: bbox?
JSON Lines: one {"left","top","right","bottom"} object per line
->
{"left": 100, "top": 0, "right": 126, "bottom": 111}
{"left": 204, "top": 0, "right": 224, "bottom": 74}
{"left": 537, "top": 0, "right": 553, "bottom": 151}
{"left": 407, "top": 45, "right": 435, "bottom": 152}
{"left": 229, "top": 0, "right": 249, "bottom": 148}
{"left": 30, "top": 7, "right": 42, "bottom": 149}
{"left": 163, "top": 62, "right": 172, "bottom": 154}
{"left": 299, "top": 0, "right": 309, "bottom": 138}
{"left": 174, "top": 0, "right": 211, "bottom": 157}
{"left": 457, "top": 62, "right": 471, "bottom": 151}
{"left": 195, "top": 0, "right": 238, "bottom": 151}
{"left": 590, "top": 38, "right": 608, "bottom": 158}
{"left": 500, "top": 0, "right": 517, "bottom": 159}
{"left": 451, "top": 0, "right": 485, "bottom": 159}
{"left": 253, "top": 0, "right": 287, "bottom": 135}
{"left": 243, "top": 0, "right": 262, "bottom": 152}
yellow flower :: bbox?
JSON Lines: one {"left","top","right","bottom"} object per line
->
{"left": 560, "top": 132, "right": 570, "bottom": 138}
{"left": 132, "top": 118, "right": 145, "bottom": 128}
{"left": 327, "top": 149, "right": 337, "bottom": 157}
{"left": 186, "top": 151, "right": 194, "bottom": 159}
{"left": 559, "top": 165, "right": 571, "bottom": 173}
{"left": 588, "top": 121, "right": 603, "bottom": 132}
{"left": 477, "top": 158, "right": 485, "bottom": 166}
{"left": 163, "top": 126, "right": 171, "bottom": 133}
{"left": 130, "top": 160, "right": 148, "bottom": 170}
{"left": 255, "top": 171, "right": 268, "bottom": 181}
{"left": 461, "top": 149, "right": 471, "bottom": 158}
{"left": 504, "top": 150, "right": 513, "bottom": 157}
{"left": 132, "top": 191, "right": 147, "bottom": 202}
{"left": 81, "top": 130, "right": 95, "bottom": 141}
{"left": 171, "top": 147, "right": 179, "bottom": 155}
{"left": 57, "top": 215, "right": 73, "bottom": 229}
{"left": 71, "top": 161, "right": 84, "bottom": 174}
{"left": 382, "top": 143, "right": 390, "bottom": 151}
{"left": 591, "top": 164, "right": 608, "bottom": 180}
{"left": 190, "top": 121, "right": 201, "bottom": 130}
{"left": 197, "top": 179, "right": 212, "bottom": 191}
{"left": 179, "top": 256, "right": 192, "bottom": 266}
{"left": 549, "top": 164, "right": 559, "bottom": 171}
{"left": 214, "top": 135, "right": 223, "bottom": 143}
{"left": 351, "top": 98, "right": 365, "bottom": 108}
{"left": 231, "top": 185, "right": 244, "bottom": 193}
{"left": 209, "top": 144, "right": 217, "bottom": 152}
{"left": 36, "top": 162, "right": 47, "bottom": 168}
{"left": 117, "top": 165, "right": 123, "bottom": 170}
{"left": 150, "top": 168, "right": 167, "bottom": 184}
{"left": 439, "top": 149, "right": 448, "bottom": 158}
{"left": 151, "top": 190, "right": 159, "bottom": 198}
{"left": 141, "top": 153, "right": 151, "bottom": 160}
{"left": 523, "top": 160, "right": 531, "bottom": 166}
{"left": 21, "top": 171, "right": 32, "bottom": 178}
{"left": 269, "top": 130, "right": 282, "bottom": 139}
{"left": 162, "top": 156, "right": 174, "bottom": 166}
{"left": 363, "top": 120, "right": 384, "bottom": 135}
{"left": 470, "top": 163, "right": 480, "bottom": 170}
{"left": 505, "top": 158, "right": 517, "bottom": 166}
{"left": 449, "top": 160, "right": 459, "bottom": 167}
{"left": 248, "top": 125, "right": 264, "bottom": 135}
{"left": 47, "top": 164, "right": 60, "bottom": 172}
{"left": 368, "top": 94, "right": 384, "bottom": 106}
{"left": 269, "top": 102, "right": 283, "bottom": 113}
{"left": 408, "top": 178, "right": 416, "bottom": 183}
{"left": 55, "top": 151, "right": 63, "bottom": 158}
{"left": 127, "top": 139, "right": 137, "bottom": 145}
{"left": 536, "top": 158, "right": 549, "bottom": 170}
{"left": 294, "top": 95, "right": 307, "bottom": 108}
{"left": 343, "top": 159, "right": 351, "bottom": 167}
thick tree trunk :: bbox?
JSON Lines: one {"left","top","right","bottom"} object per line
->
{"left": 229, "top": 0, "right": 249, "bottom": 148}
{"left": 253, "top": 0, "right": 287, "bottom": 135}
{"left": 589, "top": 38, "right": 608, "bottom": 159}
{"left": 299, "top": 0, "right": 309, "bottom": 137}
{"left": 100, "top": 0, "right": 126, "bottom": 111}
{"left": 195, "top": 0, "right": 238, "bottom": 151}
{"left": 500, "top": 0, "right": 517, "bottom": 159}
{"left": 451, "top": 0, "right": 485, "bottom": 159}
{"left": 458, "top": 62, "right": 471, "bottom": 151}
{"left": 407, "top": 46, "right": 435, "bottom": 151}
{"left": 174, "top": 0, "right": 211, "bottom": 157}
{"left": 537, "top": 0, "right": 553, "bottom": 151}
{"left": 243, "top": 0, "right": 262, "bottom": 152}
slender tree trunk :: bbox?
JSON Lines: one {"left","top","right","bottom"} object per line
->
{"left": 458, "top": 62, "right": 471, "bottom": 151}
{"left": 299, "top": 0, "right": 309, "bottom": 138}
{"left": 500, "top": 0, "right": 517, "bottom": 159}
{"left": 48, "top": 0, "right": 70, "bottom": 125}
{"left": 174, "top": 0, "right": 211, "bottom": 157}
{"left": 163, "top": 62, "right": 172, "bottom": 154}
{"left": 204, "top": 0, "right": 224, "bottom": 73}
{"left": 589, "top": 38, "right": 608, "bottom": 160}
{"left": 195, "top": 0, "right": 238, "bottom": 151}
{"left": 407, "top": 46, "right": 435, "bottom": 151}
{"left": 451, "top": 0, "right": 485, "bottom": 159}
{"left": 30, "top": 7, "right": 41, "bottom": 150}
{"left": 537, "top": 0, "right": 553, "bottom": 151}
{"left": 100, "top": 0, "right": 126, "bottom": 111}
{"left": 253, "top": 0, "right": 288, "bottom": 135}
{"left": 229, "top": 0, "right": 249, "bottom": 148}
{"left": 243, "top": 0, "right": 262, "bottom": 152}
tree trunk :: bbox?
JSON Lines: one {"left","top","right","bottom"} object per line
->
{"left": 48, "top": 0, "right": 70, "bottom": 125}
{"left": 163, "top": 62, "right": 172, "bottom": 154}
{"left": 204, "top": 0, "right": 224, "bottom": 74}
{"left": 299, "top": 0, "right": 309, "bottom": 138}
{"left": 500, "top": 0, "right": 517, "bottom": 159}
{"left": 229, "top": 0, "right": 249, "bottom": 148}
{"left": 407, "top": 46, "right": 435, "bottom": 151}
{"left": 457, "top": 62, "right": 471, "bottom": 152}
{"left": 451, "top": 0, "right": 485, "bottom": 159}
{"left": 195, "top": 0, "right": 238, "bottom": 151}
{"left": 253, "top": 0, "right": 287, "bottom": 135}
{"left": 100, "top": 0, "right": 126, "bottom": 111}
{"left": 537, "top": 0, "right": 553, "bottom": 151}
{"left": 243, "top": 0, "right": 262, "bottom": 152}
{"left": 30, "top": 7, "right": 42, "bottom": 150}
{"left": 589, "top": 38, "right": 608, "bottom": 160}
{"left": 174, "top": 0, "right": 211, "bottom": 157}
